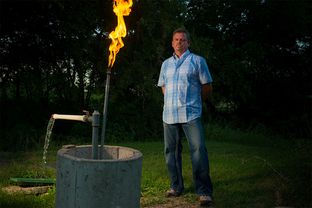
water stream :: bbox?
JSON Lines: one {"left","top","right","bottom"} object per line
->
{"left": 42, "top": 117, "right": 55, "bottom": 166}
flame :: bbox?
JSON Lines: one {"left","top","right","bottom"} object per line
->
{"left": 108, "top": 0, "right": 133, "bottom": 68}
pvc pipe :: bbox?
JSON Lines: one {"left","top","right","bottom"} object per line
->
{"left": 52, "top": 114, "right": 87, "bottom": 122}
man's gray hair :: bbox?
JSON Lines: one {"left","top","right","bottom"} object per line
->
{"left": 173, "top": 27, "right": 190, "bottom": 41}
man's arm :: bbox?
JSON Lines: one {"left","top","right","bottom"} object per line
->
{"left": 201, "top": 83, "right": 212, "bottom": 102}
{"left": 161, "top": 86, "right": 165, "bottom": 95}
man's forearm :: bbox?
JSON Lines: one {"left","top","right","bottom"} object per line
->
{"left": 201, "top": 84, "right": 212, "bottom": 101}
{"left": 161, "top": 86, "right": 165, "bottom": 95}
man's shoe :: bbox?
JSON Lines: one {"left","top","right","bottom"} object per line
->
{"left": 165, "top": 188, "right": 181, "bottom": 197}
{"left": 199, "top": 195, "right": 213, "bottom": 206}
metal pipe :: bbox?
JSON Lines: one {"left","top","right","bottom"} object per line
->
{"left": 52, "top": 114, "right": 87, "bottom": 122}
{"left": 91, "top": 110, "right": 100, "bottom": 159}
{"left": 100, "top": 69, "right": 111, "bottom": 158}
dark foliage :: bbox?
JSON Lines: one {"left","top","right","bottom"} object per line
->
{"left": 0, "top": 0, "right": 311, "bottom": 150}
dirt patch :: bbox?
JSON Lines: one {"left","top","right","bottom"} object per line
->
{"left": 144, "top": 197, "right": 212, "bottom": 208}
{"left": 2, "top": 185, "right": 52, "bottom": 195}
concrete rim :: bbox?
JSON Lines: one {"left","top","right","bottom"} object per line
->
{"left": 57, "top": 145, "right": 143, "bottom": 162}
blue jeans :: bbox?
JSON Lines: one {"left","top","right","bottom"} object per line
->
{"left": 163, "top": 117, "right": 213, "bottom": 196}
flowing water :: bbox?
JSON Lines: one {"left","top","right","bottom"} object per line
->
{"left": 42, "top": 117, "right": 55, "bottom": 166}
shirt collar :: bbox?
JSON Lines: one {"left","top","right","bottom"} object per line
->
{"left": 173, "top": 50, "right": 190, "bottom": 60}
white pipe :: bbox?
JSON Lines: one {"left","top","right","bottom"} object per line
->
{"left": 52, "top": 114, "right": 86, "bottom": 122}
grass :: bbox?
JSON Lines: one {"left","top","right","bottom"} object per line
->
{"left": 0, "top": 124, "right": 311, "bottom": 208}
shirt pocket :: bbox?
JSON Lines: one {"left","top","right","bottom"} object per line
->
{"left": 178, "top": 64, "right": 198, "bottom": 85}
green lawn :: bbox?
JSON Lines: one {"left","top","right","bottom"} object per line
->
{"left": 0, "top": 124, "right": 311, "bottom": 207}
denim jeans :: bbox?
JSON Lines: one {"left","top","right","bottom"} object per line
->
{"left": 163, "top": 117, "right": 213, "bottom": 196}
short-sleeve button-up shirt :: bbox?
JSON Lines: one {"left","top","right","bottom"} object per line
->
{"left": 157, "top": 50, "right": 213, "bottom": 124}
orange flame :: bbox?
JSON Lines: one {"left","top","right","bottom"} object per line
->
{"left": 108, "top": 0, "right": 133, "bottom": 68}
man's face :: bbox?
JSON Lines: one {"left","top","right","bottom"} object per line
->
{"left": 172, "top": 32, "right": 189, "bottom": 55}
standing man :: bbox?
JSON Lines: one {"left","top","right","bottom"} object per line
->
{"left": 157, "top": 27, "right": 213, "bottom": 206}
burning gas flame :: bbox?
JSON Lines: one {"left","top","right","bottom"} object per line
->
{"left": 108, "top": 0, "right": 133, "bottom": 68}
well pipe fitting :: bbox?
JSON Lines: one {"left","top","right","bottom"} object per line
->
{"left": 51, "top": 111, "right": 100, "bottom": 159}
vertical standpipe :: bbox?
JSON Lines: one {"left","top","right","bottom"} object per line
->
{"left": 100, "top": 70, "right": 111, "bottom": 158}
{"left": 91, "top": 111, "right": 100, "bottom": 159}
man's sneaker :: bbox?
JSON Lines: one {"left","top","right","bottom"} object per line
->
{"left": 165, "top": 188, "right": 181, "bottom": 197}
{"left": 199, "top": 195, "right": 213, "bottom": 206}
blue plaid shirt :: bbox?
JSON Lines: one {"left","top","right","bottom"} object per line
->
{"left": 158, "top": 50, "right": 213, "bottom": 124}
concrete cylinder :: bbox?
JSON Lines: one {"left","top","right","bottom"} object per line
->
{"left": 56, "top": 145, "right": 143, "bottom": 208}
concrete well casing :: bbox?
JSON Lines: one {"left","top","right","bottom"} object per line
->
{"left": 55, "top": 145, "right": 143, "bottom": 208}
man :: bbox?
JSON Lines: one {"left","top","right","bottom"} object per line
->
{"left": 157, "top": 27, "right": 213, "bottom": 206}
